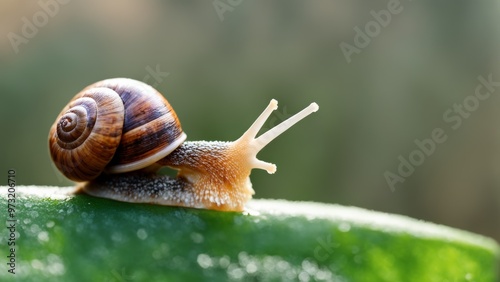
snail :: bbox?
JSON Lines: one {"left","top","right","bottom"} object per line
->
{"left": 49, "top": 78, "right": 319, "bottom": 211}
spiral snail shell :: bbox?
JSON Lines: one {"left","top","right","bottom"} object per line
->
{"left": 49, "top": 78, "right": 186, "bottom": 182}
{"left": 49, "top": 78, "right": 318, "bottom": 211}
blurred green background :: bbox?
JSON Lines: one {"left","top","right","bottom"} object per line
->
{"left": 0, "top": 0, "right": 499, "bottom": 243}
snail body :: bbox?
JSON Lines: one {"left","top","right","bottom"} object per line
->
{"left": 49, "top": 78, "right": 318, "bottom": 211}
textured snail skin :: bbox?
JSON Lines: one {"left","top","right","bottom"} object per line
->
{"left": 81, "top": 100, "right": 319, "bottom": 212}
{"left": 82, "top": 141, "right": 254, "bottom": 211}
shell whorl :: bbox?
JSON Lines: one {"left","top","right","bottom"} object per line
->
{"left": 49, "top": 78, "right": 186, "bottom": 182}
{"left": 49, "top": 88, "right": 124, "bottom": 181}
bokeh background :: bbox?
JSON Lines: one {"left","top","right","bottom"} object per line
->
{"left": 1, "top": 0, "right": 499, "bottom": 242}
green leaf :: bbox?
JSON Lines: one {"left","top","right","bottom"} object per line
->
{"left": 1, "top": 186, "right": 499, "bottom": 281}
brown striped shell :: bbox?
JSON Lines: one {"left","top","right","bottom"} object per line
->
{"left": 48, "top": 78, "right": 187, "bottom": 182}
